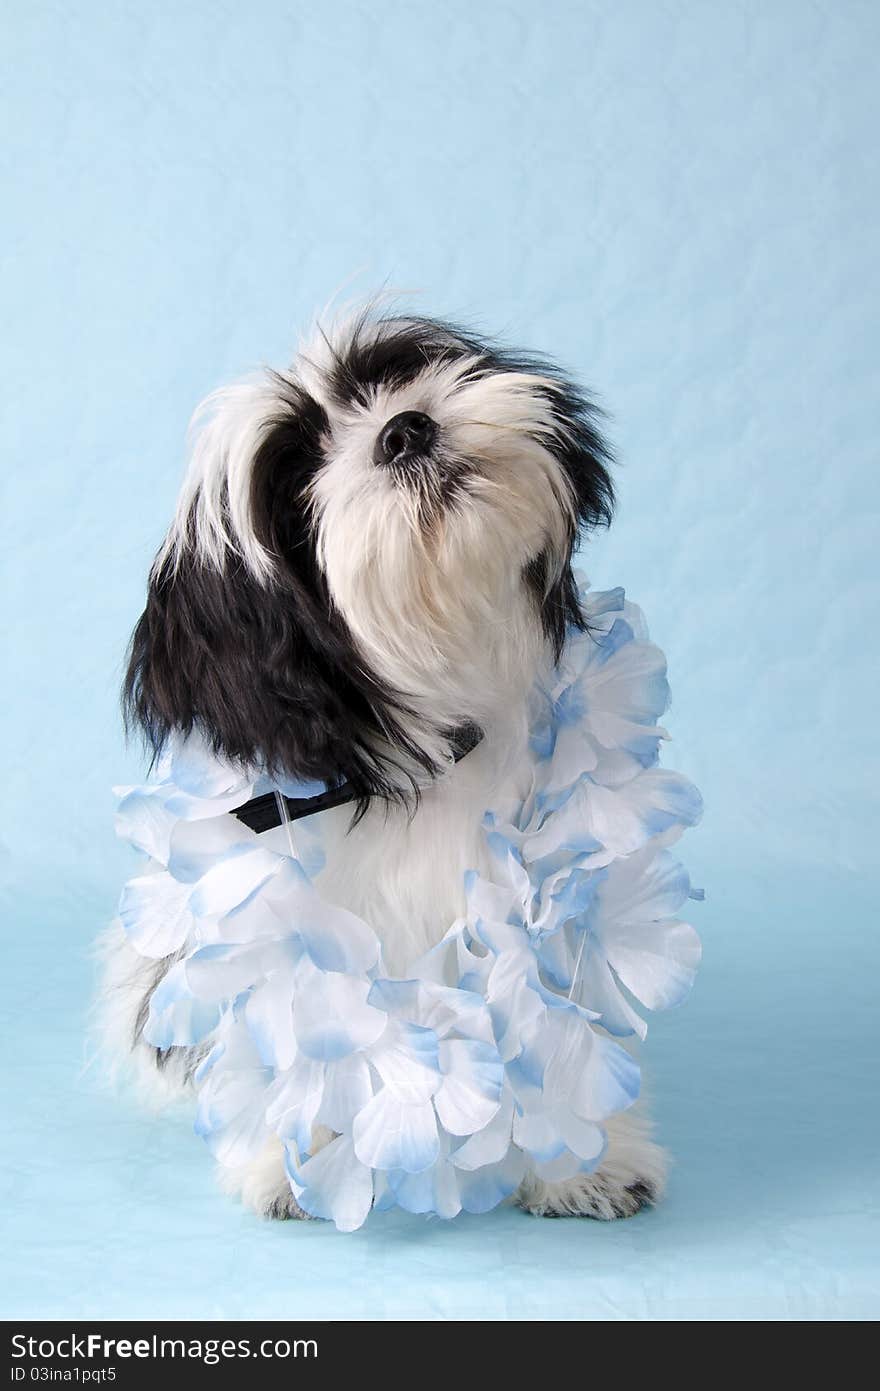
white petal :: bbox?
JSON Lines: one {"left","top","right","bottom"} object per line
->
{"left": 434, "top": 1040, "right": 503, "bottom": 1136}
{"left": 143, "top": 960, "right": 219, "bottom": 1048}
{"left": 456, "top": 1147, "right": 526, "bottom": 1213}
{"left": 605, "top": 918, "right": 702, "bottom": 1011}
{"left": 577, "top": 950, "right": 647, "bottom": 1039}
{"left": 292, "top": 956, "right": 386, "bottom": 1061}
{"left": 531, "top": 1148, "right": 591, "bottom": 1183}
{"left": 288, "top": 1136, "right": 374, "bottom": 1232}
{"left": 513, "top": 1106, "right": 566, "bottom": 1163}
{"left": 169, "top": 735, "right": 253, "bottom": 800}
{"left": 352, "top": 1092, "right": 439, "bottom": 1174}
{"left": 115, "top": 786, "right": 175, "bottom": 863}
{"left": 568, "top": 1032, "right": 641, "bottom": 1122}
{"left": 246, "top": 967, "right": 298, "bottom": 1070}
{"left": 118, "top": 870, "right": 194, "bottom": 958}
{"left": 196, "top": 1058, "right": 273, "bottom": 1168}
{"left": 386, "top": 1157, "right": 462, "bottom": 1219}
{"left": 368, "top": 1019, "right": 441, "bottom": 1103}
{"left": 552, "top": 1108, "right": 606, "bottom": 1164}
{"left": 266, "top": 1057, "right": 325, "bottom": 1155}
{"left": 317, "top": 1054, "right": 373, "bottom": 1134}
{"left": 189, "top": 846, "right": 284, "bottom": 918}
{"left": 296, "top": 889, "right": 381, "bottom": 975}
{"left": 167, "top": 815, "right": 255, "bottom": 883}
{"left": 599, "top": 846, "right": 692, "bottom": 923}
{"left": 451, "top": 1092, "right": 515, "bottom": 1171}
{"left": 185, "top": 940, "right": 279, "bottom": 1003}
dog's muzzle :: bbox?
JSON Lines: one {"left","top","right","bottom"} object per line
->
{"left": 373, "top": 410, "right": 437, "bottom": 469}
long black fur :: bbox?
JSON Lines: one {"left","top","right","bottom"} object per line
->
{"left": 123, "top": 376, "right": 436, "bottom": 810}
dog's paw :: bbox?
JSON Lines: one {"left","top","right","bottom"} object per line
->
{"left": 517, "top": 1123, "right": 669, "bottom": 1220}
{"left": 262, "top": 1188, "right": 313, "bottom": 1221}
{"left": 517, "top": 1170, "right": 660, "bottom": 1220}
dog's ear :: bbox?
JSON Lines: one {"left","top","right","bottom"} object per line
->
{"left": 123, "top": 383, "right": 433, "bottom": 804}
{"left": 526, "top": 378, "right": 614, "bottom": 656}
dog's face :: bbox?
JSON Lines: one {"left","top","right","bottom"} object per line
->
{"left": 126, "top": 311, "right": 612, "bottom": 802}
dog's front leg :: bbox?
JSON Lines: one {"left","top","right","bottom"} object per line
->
{"left": 516, "top": 1104, "right": 668, "bottom": 1220}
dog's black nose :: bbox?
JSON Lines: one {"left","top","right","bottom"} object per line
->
{"left": 374, "top": 410, "right": 437, "bottom": 467}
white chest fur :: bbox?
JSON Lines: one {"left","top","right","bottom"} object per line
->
{"left": 279, "top": 717, "right": 534, "bottom": 977}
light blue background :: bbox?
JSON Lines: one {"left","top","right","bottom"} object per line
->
{"left": 2, "top": 0, "right": 878, "bottom": 1320}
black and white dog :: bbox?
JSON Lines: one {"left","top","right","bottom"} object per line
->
{"left": 101, "top": 307, "right": 666, "bottom": 1220}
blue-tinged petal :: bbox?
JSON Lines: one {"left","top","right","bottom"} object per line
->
{"left": 193, "top": 1037, "right": 224, "bottom": 1086}
{"left": 552, "top": 1109, "right": 606, "bottom": 1164}
{"left": 597, "top": 845, "right": 692, "bottom": 922}
{"left": 594, "top": 615, "right": 637, "bottom": 661}
{"left": 366, "top": 977, "right": 495, "bottom": 1045}
{"left": 456, "top": 1147, "right": 526, "bottom": 1213}
{"left": 115, "top": 785, "right": 176, "bottom": 863}
{"left": 245, "top": 965, "right": 298, "bottom": 1069}
{"left": 464, "top": 869, "right": 520, "bottom": 930}
{"left": 569, "top": 1032, "right": 641, "bottom": 1122}
{"left": 167, "top": 815, "right": 256, "bottom": 883}
{"left": 407, "top": 920, "right": 467, "bottom": 987}
{"left": 169, "top": 734, "right": 253, "bottom": 800}
{"left": 451, "top": 1092, "right": 514, "bottom": 1170}
{"left": 386, "top": 1154, "right": 462, "bottom": 1219}
{"left": 534, "top": 927, "right": 574, "bottom": 991}
{"left": 317, "top": 1054, "right": 373, "bottom": 1134}
{"left": 505, "top": 1037, "right": 547, "bottom": 1094}
{"left": 526, "top": 768, "right": 702, "bottom": 866}
{"left": 530, "top": 1147, "right": 594, "bottom": 1183}
{"left": 422, "top": 979, "right": 497, "bottom": 1046}
{"left": 273, "top": 772, "right": 332, "bottom": 800}
{"left": 475, "top": 914, "right": 530, "bottom": 956}
{"left": 292, "top": 956, "right": 386, "bottom": 1061}
{"left": 162, "top": 781, "right": 259, "bottom": 822}
{"left": 368, "top": 1020, "right": 441, "bottom": 1103}
{"left": 195, "top": 1029, "right": 274, "bottom": 1168}
{"left": 119, "top": 870, "right": 194, "bottom": 958}
{"left": 485, "top": 950, "right": 545, "bottom": 1061}
{"left": 144, "top": 961, "right": 219, "bottom": 1049}
{"left": 352, "top": 1092, "right": 439, "bottom": 1174}
{"left": 434, "top": 1040, "right": 503, "bottom": 1136}
{"left": 523, "top": 782, "right": 612, "bottom": 866}
{"left": 185, "top": 939, "right": 285, "bottom": 1003}
{"left": 365, "top": 977, "right": 421, "bottom": 1017}
{"left": 214, "top": 883, "right": 291, "bottom": 944}
{"left": 266, "top": 1057, "right": 325, "bottom": 1155}
{"left": 296, "top": 892, "right": 381, "bottom": 975}
{"left": 580, "top": 584, "right": 626, "bottom": 623}
{"left": 189, "top": 845, "right": 284, "bottom": 918}
{"left": 417, "top": 981, "right": 497, "bottom": 1045}
{"left": 539, "top": 863, "right": 602, "bottom": 929}
{"left": 576, "top": 947, "right": 647, "bottom": 1039}
{"left": 539, "top": 1010, "right": 639, "bottom": 1120}
{"left": 513, "top": 1106, "right": 567, "bottom": 1163}
{"left": 606, "top": 918, "right": 702, "bottom": 1011}
{"left": 286, "top": 1136, "right": 374, "bottom": 1232}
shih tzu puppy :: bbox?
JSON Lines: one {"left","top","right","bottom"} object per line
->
{"left": 101, "top": 307, "right": 667, "bottom": 1221}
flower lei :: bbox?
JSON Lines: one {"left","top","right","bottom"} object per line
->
{"left": 115, "top": 583, "right": 703, "bottom": 1230}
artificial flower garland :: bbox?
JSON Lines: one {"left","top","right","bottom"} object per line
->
{"left": 115, "top": 582, "right": 703, "bottom": 1230}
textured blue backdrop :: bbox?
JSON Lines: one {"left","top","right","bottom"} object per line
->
{"left": 2, "top": 0, "right": 878, "bottom": 1319}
